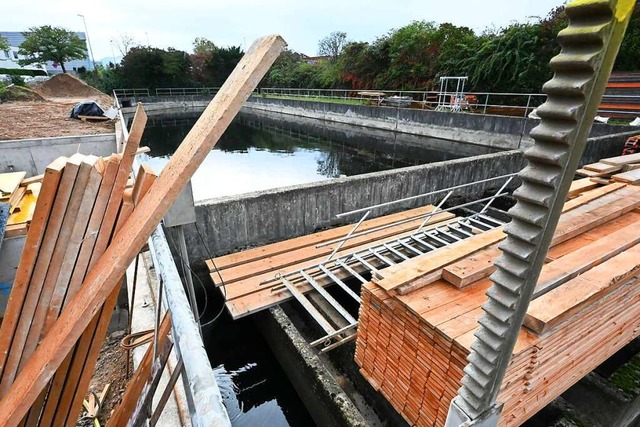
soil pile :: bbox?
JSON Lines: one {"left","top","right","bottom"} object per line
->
{"left": 34, "top": 74, "right": 108, "bottom": 102}
{"left": 2, "top": 86, "right": 45, "bottom": 102}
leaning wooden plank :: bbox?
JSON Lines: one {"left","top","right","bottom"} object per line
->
{"left": 16, "top": 156, "right": 97, "bottom": 375}
{"left": 0, "top": 154, "right": 83, "bottom": 397}
{"left": 0, "top": 35, "right": 286, "bottom": 425}
{"left": 567, "top": 178, "right": 599, "bottom": 198}
{"left": 612, "top": 168, "right": 640, "bottom": 184}
{"left": 374, "top": 227, "right": 506, "bottom": 292}
{"left": 59, "top": 165, "right": 158, "bottom": 426}
{"left": 525, "top": 245, "right": 640, "bottom": 334}
{"left": 34, "top": 156, "right": 120, "bottom": 427}
{"left": 107, "top": 314, "right": 172, "bottom": 427}
{"left": 584, "top": 162, "right": 622, "bottom": 174}
{"left": 601, "top": 152, "right": 640, "bottom": 166}
{"left": 0, "top": 172, "right": 26, "bottom": 197}
{"left": 19, "top": 175, "right": 44, "bottom": 187}
{"left": 19, "top": 160, "right": 102, "bottom": 426}
{"left": 533, "top": 221, "right": 640, "bottom": 298}
{"left": 0, "top": 158, "right": 66, "bottom": 382}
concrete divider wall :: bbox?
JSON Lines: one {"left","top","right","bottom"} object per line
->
{"left": 245, "top": 96, "right": 634, "bottom": 151}
{"left": 0, "top": 133, "right": 117, "bottom": 175}
{"left": 179, "top": 128, "right": 632, "bottom": 262}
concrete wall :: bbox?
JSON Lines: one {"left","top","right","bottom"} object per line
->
{"left": 0, "top": 133, "right": 117, "bottom": 175}
{"left": 245, "top": 97, "right": 635, "bottom": 151}
{"left": 176, "top": 126, "right": 633, "bottom": 261}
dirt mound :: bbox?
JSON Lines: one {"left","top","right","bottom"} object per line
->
{"left": 35, "top": 73, "right": 106, "bottom": 100}
{"left": 1, "top": 85, "right": 45, "bottom": 102}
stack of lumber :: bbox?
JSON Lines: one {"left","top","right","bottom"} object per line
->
{"left": 0, "top": 172, "right": 43, "bottom": 238}
{"left": 576, "top": 152, "right": 640, "bottom": 184}
{"left": 0, "top": 105, "right": 154, "bottom": 425}
{"left": 355, "top": 183, "right": 640, "bottom": 426}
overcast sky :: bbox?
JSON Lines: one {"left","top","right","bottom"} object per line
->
{"left": 9, "top": 0, "right": 565, "bottom": 62}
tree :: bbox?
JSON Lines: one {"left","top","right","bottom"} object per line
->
{"left": 18, "top": 26, "right": 87, "bottom": 73}
{"left": 0, "top": 36, "right": 8, "bottom": 52}
{"left": 119, "top": 46, "right": 192, "bottom": 89}
{"left": 193, "top": 37, "right": 217, "bottom": 54}
{"left": 318, "top": 31, "right": 348, "bottom": 61}
{"left": 114, "top": 33, "right": 137, "bottom": 56}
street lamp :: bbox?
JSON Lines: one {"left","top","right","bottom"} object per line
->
{"left": 77, "top": 14, "right": 96, "bottom": 70}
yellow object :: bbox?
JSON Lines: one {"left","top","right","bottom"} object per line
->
{"left": 7, "top": 192, "right": 37, "bottom": 226}
{"left": 616, "top": 0, "right": 635, "bottom": 21}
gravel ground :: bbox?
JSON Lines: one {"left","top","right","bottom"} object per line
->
{"left": 0, "top": 99, "right": 115, "bottom": 141}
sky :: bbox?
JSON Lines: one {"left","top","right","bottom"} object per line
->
{"left": 8, "top": 0, "right": 566, "bottom": 63}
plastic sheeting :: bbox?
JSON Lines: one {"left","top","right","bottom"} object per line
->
{"left": 70, "top": 101, "right": 105, "bottom": 119}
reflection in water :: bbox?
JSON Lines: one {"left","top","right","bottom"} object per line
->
{"left": 133, "top": 110, "right": 474, "bottom": 201}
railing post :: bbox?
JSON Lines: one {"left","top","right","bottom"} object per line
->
{"left": 483, "top": 94, "right": 489, "bottom": 114}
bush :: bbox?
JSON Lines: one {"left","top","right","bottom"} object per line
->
{"left": 10, "top": 76, "right": 26, "bottom": 86}
{"left": 0, "top": 68, "right": 47, "bottom": 77}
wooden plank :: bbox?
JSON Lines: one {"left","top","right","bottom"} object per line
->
{"left": 4, "top": 224, "right": 27, "bottom": 238}
{"left": 209, "top": 204, "right": 445, "bottom": 271}
{"left": 533, "top": 221, "right": 640, "bottom": 298}
{"left": 19, "top": 175, "right": 44, "bottom": 187}
{"left": 0, "top": 172, "right": 26, "bottom": 196}
{"left": 567, "top": 178, "right": 599, "bottom": 198}
{"left": 0, "top": 158, "right": 66, "bottom": 383}
{"left": 107, "top": 314, "right": 172, "bottom": 427}
{"left": 0, "top": 35, "right": 286, "bottom": 425}
{"left": 612, "top": 168, "right": 640, "bottom": 184}
{"left": 218, "top": 210, "right": 454, "bottom": 284}
{"left": 60, "top": 165, "right": 158, "bottom": 426}
{"left": 561, "top": 182, "right": 625, "bottom": 212}
{"left": 442, "top": 244, "right": 500, "bottom": 288}
{"left": 35, "top": 156, "right": 121, "bottom": 427}
{"left": 16, "top": 156, "right": 97, "bottom": 374}
{"left": 576, "top": 168, "right": 607, "bottom": 178}
{"left": 584, "top": 162, "right": 622, "bottom": 174}
{"left": 0, "top": 154, "right": 83, "bottom": 397}
{"left": 373, "top": 227, "right": 505, "bottom": 292}
{"left": 601, "top": 152, "right": 640, "bottom": 166}
{"left": 525, "top": 245, "right": 640, "bottom": 334}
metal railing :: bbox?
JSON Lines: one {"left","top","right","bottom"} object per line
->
{"left": 113, "top": 88, "right": 150, "bottom": 97}
{"left": 155, "top": 87, "right": 220, "bottom": 96}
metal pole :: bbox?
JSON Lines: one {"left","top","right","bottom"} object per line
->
{"left": 77, "top": 14, "right": 96, "bottom": 70}
{"left": 176, "top": 225, "right": 202, "bottom": 333}
{"left": 336, "top": 173, "right": 517, "bottom": 218}
{"left": 417, "top": 191, "right": 452, "bottom": 231}
{"left": 326, "top": 210, "right": 370, "bottom": 262}
{"left": 480, "top": 176, "right": 514, "bottom": 214}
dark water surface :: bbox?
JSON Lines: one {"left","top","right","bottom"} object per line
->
{"left": 135, "top": 109, "right": 494, "bottom": 201}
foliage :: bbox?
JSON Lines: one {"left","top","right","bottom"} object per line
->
{"left": 189, "top": 38, "right": 244, "bottom": 86}
{"left": 616, "top": 4, "right": 640, "bottom": 71}
{"left": 318, "top": 31, "right": 348, "bottom": 60}
{"left": 0, "top": 36, "right": 8, "bottom": 52}
{"left": 11, "top": 75, "right": 26, "bottom": 86}
{"left": 18, "top": 26, "right": 87, "bottom": 73}
{"left": 0, "top": 68, "right": 47, "bottom": 77}
{"left": 118, "top": 46, "right": 192, "bottom": 89}
{"left": 78, "top": 63, "right": 124, "bottom": 93}
{"left": 114, "top": 33, "right": 138, "bottom": 56}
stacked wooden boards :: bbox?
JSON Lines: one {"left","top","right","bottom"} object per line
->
{"left": 0, "top": 172, "right": 42, "bottom": 238}
{"left": 0, "top": 105, "right": 154, "bottom": 426}
{"left": 576, "top": 150, "right": 640, "bottom": 184}
{"left": 355, "top": 183, "right": 640, "bottom": 427}
{"left": 207, "top": 205, "right": 457, "bottom": 319}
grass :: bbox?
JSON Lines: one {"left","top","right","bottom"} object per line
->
{"left": 258, "top": 94, "right": 366, "bottom": 106}
{"left": 610, "top": 353, "right": 640, "bottom": 398}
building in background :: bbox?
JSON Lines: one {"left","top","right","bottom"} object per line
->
{"left": 0, "top": 31, "right": 92, "bottom": 75}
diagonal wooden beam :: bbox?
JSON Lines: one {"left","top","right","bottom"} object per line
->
{"left": 0, "top": 34, "right": 285, "bottom": 426}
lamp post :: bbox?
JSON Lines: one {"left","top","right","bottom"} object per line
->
{"left": 77, "top": 14, "right": 96, "bottom": 70}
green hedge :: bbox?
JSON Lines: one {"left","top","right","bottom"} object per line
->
{"left": 0, "top": 68, "right": 47, "bottom": 77}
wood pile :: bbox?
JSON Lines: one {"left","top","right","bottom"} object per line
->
{"left": 576, "top": 150, "right": 640, "bottom": 184}
{"left": 355, "top": 182, "right": 640, "bottom": 427}
{"left": 0, "top": 105, "right": 153, "bottom": 425}
{"left": 0, "top": 172, "right": 43, "bottom": 238}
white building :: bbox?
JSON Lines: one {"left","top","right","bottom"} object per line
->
{"left": 0, "top": 31, "right": 92, "bottom": 75}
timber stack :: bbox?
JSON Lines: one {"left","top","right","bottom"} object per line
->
{"left": 356, "top": 179, "right": 640, "bottom": 426}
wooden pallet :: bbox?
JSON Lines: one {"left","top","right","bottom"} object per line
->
{"left": 355, "top": 184, "right": 640, "bottom": 427}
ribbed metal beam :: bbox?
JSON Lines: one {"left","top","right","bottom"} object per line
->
{"left": 448, "top": 0, "right": 635, "bottom": 423}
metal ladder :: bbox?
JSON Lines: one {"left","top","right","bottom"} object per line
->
{"left": 272, "top": 211, "right": 506, "bottom": 353}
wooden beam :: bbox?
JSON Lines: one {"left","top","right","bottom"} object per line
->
{"left": 0, "top": 154, "right": 83, "bottom": 397}
{"left": 533, "top": 221, "right": 640, "bottom": 298}
{"left": 374, "top": 227, "right": 506, "bottom": 292}
{"left": 0, "top": 34, "right": 286, "bottom": 426}
{"left": 601, "top": 152, "right": 640, "bottom": 166}
{"left": 0, "top": 158, "right": 66, "bottom": 383}
{"left": 612, "top": 169, "right": 640, "bottom": 184}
